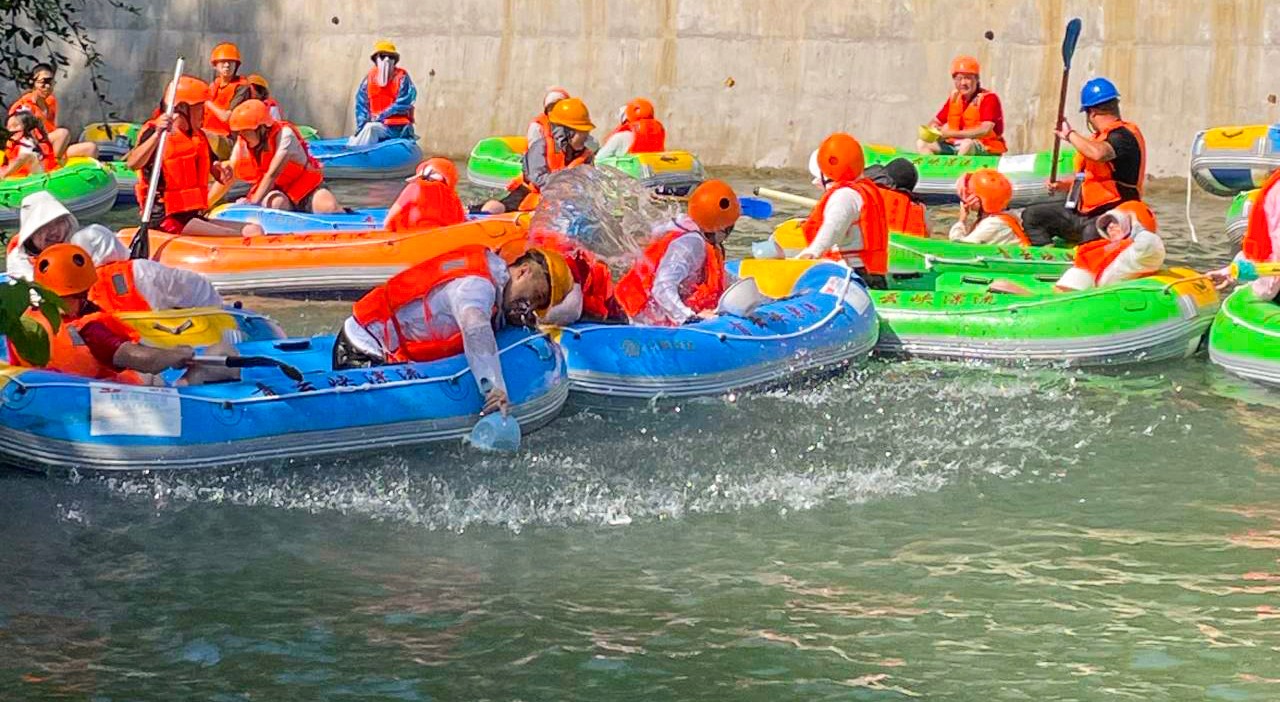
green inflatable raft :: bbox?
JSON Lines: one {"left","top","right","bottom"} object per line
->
{"left": 0, "top": 158, "right": 117, "bottom": 226}
{"left": 465, "top": 136, "right": 706, "bottom": 195}
{"left": 861, "top": 143, "right": 1076, "bottom": 208}
{"left": 1209, "top": 286, "right": 1280, "bottom": 387}
{"left": 1225, "top": 189, "right": 1255, "bottom": 246}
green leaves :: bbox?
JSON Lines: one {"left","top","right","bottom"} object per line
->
{"left": 0, "top": 279, "right": 61, "bottom": 366}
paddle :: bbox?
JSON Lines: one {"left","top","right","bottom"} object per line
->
{"left": 754, "top": 186, "right": 818, "bottom": 208}
{"left": 738, "top": 195, "right": 774, "bottom": 219}
{"left": 1049, "top": 18, "right": 1083, "bottom": 184}
{"left": 129, "top": 57, "right": 185, "bottom": 260}
{"left": 192, "top": 354, "right": 304, "bottom": 382}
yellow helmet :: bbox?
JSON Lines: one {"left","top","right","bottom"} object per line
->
{"left": 533, "top": 247, "right": 574, "bottom": 318}
{"left": 371, "top": 40, "right": 399, "bottom": 60}
{"left": 547, "top": 97, "right": 595, "bottom": 132}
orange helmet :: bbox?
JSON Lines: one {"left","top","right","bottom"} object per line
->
{"left": 548, "top": 97, "right": 595, "bottom": 131}
{"left": 1111, "top": 200, "right": 1158, "bottom": 232}
{"left": 34, "top": 243, "right": 97, "bottom": 296}
{"left": 229, "top": 99, "right": 274, "bottom": 132}
{"left": 688, "top": 179, "right": 741, "bottom": 233}
{"left": 410, "top": 157, "right": 459, "bottom": 188}
{"left": 167, "top": 75, "right": 209, "bottom": 107}
{"left": 246, "top": 74, "right": 269, "bottom": 90}
{"left": 210, "top": 42, "right": 242, "bottom": 65}
{"left": 815, "top": 133, "right": 865, "bottom": 183}
{"left": 950, "top": 55, "right": 980, "bottom": 76}
{"left": 968, "top": 168, "right": 1013, "bottom": 213}
{"left": 625, "top": 98, "right": 655, "bottom": 122}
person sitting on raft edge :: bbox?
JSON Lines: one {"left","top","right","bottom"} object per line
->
{"left": 916, "top": 55, "right": 1007, "bottom": 157}
{"left": 795, "top": 132, "right": 890, "bottom": 289}
{"left": 479, "top": 97, "right": 596, "bottom": 215}
{"left": 949, "top": 169, "right": 1029, "bottom": 245}
{"left": 224, "top": 99, "right": 341, "bottom": 214}
{"left": 7, "top": 62, "right": 99, "bottom": 161}
{"left": 332, "top": 244, "right": 574, "bottom": 416}
{"left": 351, "top": 40, "right": 417, "bottom": 146}
{"left": 597, "top": 97, "right": 667, "bottom": 158}
{"left": 383, "top": 157, "right": 467, "bottom": 232}
{"left": 0, "top": 112, "right": 59, "bottom": 180}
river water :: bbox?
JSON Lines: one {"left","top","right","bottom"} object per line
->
{"left": 2, "top": 170, "right": 1278, "bottom": 700}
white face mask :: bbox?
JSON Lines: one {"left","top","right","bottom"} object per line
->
{"left": 375, "top": 57, "right": 396, "bottom": 87}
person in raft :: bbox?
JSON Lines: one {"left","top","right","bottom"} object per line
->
{"left": 7, "top": 192, "right": 125, "bottom": 280}
{"left": 916, "top": 55, "right": 1006, "bottom": 157}
{"left": 1208, "top": 167, "right": 1280, "bottom": 301}
{"left": 9, "top": 243, "right": 236, "bottom": 385}
{"left": 796, "top": 132, "right": 890, "bottom": 289}
{"left": 225, "top": 99, "right": 340, "bottom": 213}
{"left": 480, "top": 97, "right": 596, "bottom": 214}
{"left": 863, "top": 158, "right": 928, "bottom": 237}
{"left": 7, "top": 63, "right": 98, "bottom": 161}
{"left": 529, "top": 229, "right": 617, "bottom": 325}
{"left": 948, "top": 169, "right": 1029, "bottom": 245}
{"left": 246, "top": 74, "right": 283, "bottom": 122}
{"left": 126, "top": 76, "right": 264, "bottom": 237}
{"left": 527, "top": 86, "right": 570, "bottom": 144}
{"left": 351, "top": 40, "right": 417, "bottom": 146}
{"left": 1022, "top": 77, "right": 1146, "bottom": 247}
{"left": 613, "top": 179, "right": 740, "bottom": 326}
{"left": 382, "top": 157, "right": 467, "bottom": 232}
{"left": 203, "top": 42, "right": 252, "bottom": 158}
{"left": 596, "top": 97, "right": 667, "bottom": 158}
{"left": 0, "top": 112, "right": 59, "bottom": 179}
{"left": 332, "top": 244, "right": 575, "bottom": 416}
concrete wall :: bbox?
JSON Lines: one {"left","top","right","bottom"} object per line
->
{"left": 48, "top": 0, "right": 1280, "bottom": 176}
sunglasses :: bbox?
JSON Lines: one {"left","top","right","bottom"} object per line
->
{"left": 35, "top": 77, "right": 55, "bottom": 86}
{"left": 373, "top": 53, "right": 398, "bottom": 61}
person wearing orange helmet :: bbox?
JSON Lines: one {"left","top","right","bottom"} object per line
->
{"left": 382, "top": 157, "right": 467, "bottom": 232}
{"left": 7, "top": 63, "right": 98, "bottom": 161}
{"left": 597, "top": 97, "right": 667, "bottom": 158}
{"left": 917, "top": 55, "right": 1006, "bottom": 156}
{"left": 352, "top": 40, "right": 417, "bottom": 145}
{"left": 948, "top": 169, "right": 1028, "bottom": 245}
{"left": 224, "top": 99, "right": 339, "bottom": 213}
{"left": 613, "top": 179, "right": 740, "bottom": 325}
{"left": 246, "top": 74, "right": 283, "bottom": 121}
{"left": 481, "top": 97, "right": 596, "bottom": 215}
{"left": 125, "top": 76, "right": 263, "bottom": 237}
{"left": 528, "top": 230, "right": 616, "bottom": 324}
{"left": 798, "top": 133, "right": 890, "bottom": 288}
{"left": 203, "top": 43, "right": 252, "bottom": 152}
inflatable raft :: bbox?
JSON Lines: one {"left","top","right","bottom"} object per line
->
{"left": 862, "top": 144, "right": 1075, "bottom": 207}
{"left": 555, "top": 259, "right": 878, "bottom": 400}
{"left": 466, "top": 136, "right": 706, "bottom": 195}
{"left": 106, "top": 161, "right": 251, "bottom": 208}
{"left": 1209, "top": 286, "right": 1280, "bottom": 387}
{"left": 1225, "top": 189, "right": 1255, "bottom": 246}
{"left": 82, "top": 122, "right": 321, "bottom": 163}
{"left": 118, "top": 214, "right": 530, "bottom": 294}
{"left": 0, "top": 158, "right": 117, "bottom": 226}
{"left": 210, "top": 203, "right": 391, "bottom": 232}
{"left": 0, "top": 328, "right": 567, "bottom": 472}
{"left": 308, "top": 137, "right": 422, "bottom": 180}
{"left": 1189, "top": 125, "right": 1280, "bottom": 196}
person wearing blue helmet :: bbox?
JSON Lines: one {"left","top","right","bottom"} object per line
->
{"left": 1022, "top": 77, "right": 1147, "bottom": 246}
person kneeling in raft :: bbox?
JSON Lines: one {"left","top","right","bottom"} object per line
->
{"left": 596, "top": 97, "right": 666, "bottom": 158}
{"left": 480, "top": 97, "right": 596, "bottom": 215}
{"left": 949, "top": 169, "right": 1029, "bottom": 245}
{"left": 916, "top": 55, "right": 1007, "bottom": 156}
{"left": 1209, "top": 168, "right": 1280, "bottom": 301}
{"left": 350, "top": 40, "right": 417, "bottom": 146}
{"left": 223, "top": 99, "right": 340, "bottom": 214}
{"left": 795, "top": 133, "right": 890, "bottom": 289}
{"left": 126, "top": 76, "right": 264, "bottom": 238}
{"left": 383, "top": 157, "right": 467, "bottom": 232}
{"left": 612, "top": 180, "right": 740, "bottom": 326}
{"left": 8, "top": 244, "right": 236, "bottom": 385}
{"left": 333, "top": 245, "right": 575, "bottom": 415}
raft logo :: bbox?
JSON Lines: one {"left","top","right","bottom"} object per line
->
{"left": 622, "top": 339, "right": 642, "bottom": 358}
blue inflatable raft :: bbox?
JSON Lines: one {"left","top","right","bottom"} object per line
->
{"left": 309, "top": 137, "right": 423, "bottom": 180}
{"left": 211, "top": 203, "right": 391, "bottom": 232}
{"left": 555, "top": 260, "right": 878, "bottom": 399}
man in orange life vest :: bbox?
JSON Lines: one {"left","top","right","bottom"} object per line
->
{"left": 597, "top": 97, "right": 667, "bottom": 158}
{"left": 203, "top": 43, "right": 252, "bottom": 158}
{"left": 352, "top": 40, "right": 417, "bottom": 144}
{"left": 225, "top": 99, "right": 340, "bottom": 213}
{"left": 796, "top": 133, "right": 890, "bottom": 289}
{"left": 528, "top": 230, "right": 616, "bottom": 325}
{"left": 481, "top": 97, "right": 596, "bottom": 215}
{"left": 382, "top": 157, "right": 467, "bottom": 232}
{"left": 917, "top": 55, "right": 1007, "bottom": 157}
{"left": 0, "top": 111, "right": 59, "bottom": 180}
{"left": 949, "top": 169, "right": 1029, "bottom": 245}
{"left": 126, "top": 75, "right": 263, "bottom": 237}
{"left": 613, "top": 180, "right": 740, "bottom": 326}
{"left": 1022, "top": 77, "right": 1146, "bottom": 246}
{"left": 1209, "top": 167, "right": 1280, "bottom": 301}
{"left": 7, "top": 63, "right": 98, "bottom": 161}
{"left": 333, "top": 245, "right": 574, "bottom": 416}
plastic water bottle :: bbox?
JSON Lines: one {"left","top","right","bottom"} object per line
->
{"left": 467, "top": 413, "right": 522, "bottom": 453}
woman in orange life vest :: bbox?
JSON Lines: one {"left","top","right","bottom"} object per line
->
{"left": 1023, "top": 77, "right": 1147, "bottom": 247}
{"left": 352, "top": 40, "right": 417, "bottom": 144}
{"left": 1208, "top": 167, "right": 1280, "bottom": 301}
{"left": 480, "top": 97, "right": 596, "bottom": 215}
{"left": 862, "top": 157, "right": 928, "bottom": 237}
{"left": 125, "top": 76, "right": 264, "bottom": 237}
{"left": 0, "top": 112, "right": 59, "bottom": 180}
{"left": 526, "top": 86, "right": 571, "bottom": 144}
{"left": 382, "top": 157, "right": 467, "bottom": 232}
{"left": 7, "top": 63, "right": 98, "bottom": 161}
{"left": 224, "top": 99, "right": 341, "bottom": 214}
{"left": 796, "top": 133, "right": 891, "bottom": 289}
{"left": 916, "top": 55, "right": 1007, "bottom": 157}
{"left": 614, "top": 179, "right": 740, "bottom": 326}
{"left": 949, "top": 169, "right": 1029, "bottom": 245}
{"left": 333, "top": 245, "right": 574, "bottom": 416}
{"left": 246, "top": 74, "right": 283, "bottom": 122}
{"left": 597, "top": 97, "right": 667, "bottom": 158}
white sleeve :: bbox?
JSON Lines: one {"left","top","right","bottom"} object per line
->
{"left": 1055, "top": 267, "right": 1095, "bottom": 291}
{"left": 799, "top": 188, "right": 861, "bottom": 258}
{"left": 596, "top": 131, "right": 634, "bottom": 159}
{"left": 651, "top": 233, "right": 707, "bottom": 323}
{"left": 439, "top": 276, "right": 505, "bottom": 395}
{"left": 130, "top": 260, "right": 224, "bottom": 309}
{"left": 70, "top": 224, "right": 128, "bottom": 266}
{"left": 1098, "top": 231, "right": 1166, "bottom": 286}
{"left": 956, "top": 217, "right": 1016, "bottom": 245}
{"left": 277, "top": 127, "right": 308, "bottom": 165}
{"left": 947, "top": 220, "right": 969, "bottom": 242}
{"left": 525, "top": 121, "right": 542, "bottom": 144}
{"left": 6, "top": 249, "right": 34, "bottom": 281}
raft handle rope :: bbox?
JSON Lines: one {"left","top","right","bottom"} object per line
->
{"left": 1184, "top": 132, "right": 1202, "bottom": 244}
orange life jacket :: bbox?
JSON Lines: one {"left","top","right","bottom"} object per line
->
{"left": 135, "top": 120, "right": 211, "bottom": 217}
{"left": 1244, "top": 168, "right": 1280, "bottom": 264}
{"left": 876, "top": 187, "right": 928, "bottom": 237}
{"left": 366, "top": 67, "right": 414, "bottom": 127}
{"left": 989, "top": 212, "right": 1030, "bottom": 245}
{"left": 610, "top": 118, "right": 666, "bottom": 153}
{"left": 532, "top": 232, "right": 614, "bottom": 319}
{"left": 89, "top": 261, "right": 152, "bottom": 314}
{"left": 9, "top": 92, "right": 58, "bottom": 133}
{"left": 4, "top": 132, "right": 58, "bottom": 177}
{"left": 613, "top": 230, "right": 725, "bottom": 319}
{"left": 1073, "top": 119, "right": 1146, "bottom": 215}
{"left": 204, "top": 75, "right": 249, "bottom": 136}
{"left": 232, "top": 122, "right": 325, "bottom": 204}
{"left": 350, "top": 245, "right": 496, "bottom": 363}
{"left": 800, "top": 180, "right": 890, "bottom": 275}
{"left": 10, "top": 308, "right": 143, "bottom": 384}
{"left": 1072, "top": 237, "right": 1135, "bottom": 284}
{"left": 385, "top": 180, "right": 467, "bottom": 232}
{"left": 945, "top": 90, "right": 1006, "bottom": 155}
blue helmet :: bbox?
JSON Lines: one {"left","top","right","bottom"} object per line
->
{"left": 1080, "top": 77, "right": 1120, "bottom": 111}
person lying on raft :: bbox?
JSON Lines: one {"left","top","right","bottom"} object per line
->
{"left": 0, "top": 112, "right": 59, "bottom": 180}
{"left": 126, "top": 76, "right": 264, "bottom": 237}
{"left": 529, "top": 230, "right": 616, "bottom": 324}
{"left": 1208, "top": 168, "right": 1280, "bottom": 302}
{"left": 989, "top": 202, "right": 1163, "bottom": 295}
{"left": 948, "top": 169, "right": 1029, "bottom": 245}
{"left": 9, "top": 244, "right": 236, "bottom": 386}
{"left": 480, "top": 97, "right": 596, "bottom": 215}
{"left": 383, "top": 157, "right": 467, "bottom": 232}
{"left": 796, "top": 132, "right": 890, "bottom": 289}
{"left": 596, "top": 97, "right": 666, "bottom": 158}
{"left": 351, "top": 40, "right": 417, "bottom": 146}
{"left": 613, "top": 179, "right": 740, "bottom": 326}
{"left": 333, "top": 244, "right": 574, "bottom": 415}
{"left": 246, "top": 74, "right": 284, "bottom": 122}
{"left": 224, "top": 99, "right": 340, "bottom": 214}
{"left": 8, "top": 63, "right": 98, "bottom": 161}
{"left": 916, "top": 55, "right": 1006, "bottom": 157}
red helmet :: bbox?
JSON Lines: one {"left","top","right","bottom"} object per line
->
{"left": 167, "top": 75, "right": 209, "bottom": 107}
{"left": 210, "top": 42, "right": 242, "bottom": 66}
{"left": 411, "top": 157, "right": 459, "bottom": 188}
{"left": 815, "top": 133, "right": 865, "bottom": 182}
{"left": 968, "top": 169, "right": 1013, "bottom": 213}
{"left": 950, "top": 55, "right": 980, "bottom": 76}
{"left": 688, "top": 179, "right": 741, "bottom": 233}
{"left": 228, "top": 99, "right": 274, "bottom": 132}
{"left": 625, "top": 98, "right": 655, "bottom": 122}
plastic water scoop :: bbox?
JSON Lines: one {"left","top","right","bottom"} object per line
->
{"left": 466, "top": 380, "right": 522, "bottom": 453}
{"left": 1230, "top": 259, "right": 1280, "bottom": 282}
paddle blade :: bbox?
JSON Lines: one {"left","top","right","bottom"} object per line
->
{"left": 128, "top": 223, "right": 150, "bottom": 260}
{"left": 738, "top": 195, "right": 774, "bottom": 220}
{"left": 224, "top": 355, "right": 304, "bottom": 381}
{"left": 1062, "top": 18, "right": 1083, "bottom": 68}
